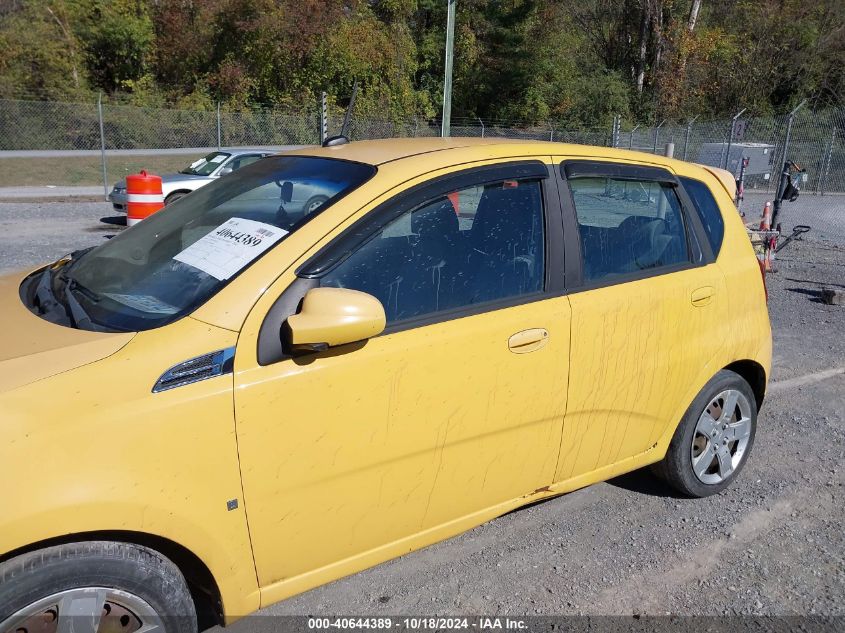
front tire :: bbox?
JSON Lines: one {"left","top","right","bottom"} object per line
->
{"left": 0, "top": 542, "right": 197, "bottom": 633}
{"left": 303, "top": 195, "right": 328, "bottom": 214}
{"left": 165, "top": 192, "right": 189, "bottom": 206}
{"left": 653, "top": 369, "right": 757, "bottom": 497}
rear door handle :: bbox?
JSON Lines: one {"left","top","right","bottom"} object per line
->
{"left": 691, "top": 286, "right": 715, "bottom": 307}
{"left": 508, "top": 328, "right": 549, "bottom": 354}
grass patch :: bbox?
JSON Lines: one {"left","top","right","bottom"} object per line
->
{"left": 0, "top": 155, "right": 195, "bottom": 187}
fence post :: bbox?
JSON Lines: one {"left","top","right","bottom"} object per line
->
{"left": 616, "top": 114, "right": 622, "bottom": 147}
{"left": 629, "top": 124, "right": 639, "bottom": 149}
{"left": 549, "top": 121, "right": 554, "bottom": 142}
{"left": 216, "top": 102, "right": 222, "bottom": 149}
{"left": 97, "top": 92, "right": 108, "bottom": 199}
{"left": 441, "top": 0, "right": 456, "bottom": 137}
{"left": 819, "top": 126, "right": 836, "bottom": 196}
{"left": 611, "top": 114, "right": 620, "bottom": 148}
{"left": 781, "top": 100, "right": 805, "bottom": 170}
{"left": 683, "top": 115, "right": 698, "bottom": 161}
{"left": 653, "top": 120, "right": 665, "bottom": 154}
{"left": 320, "top": 92, "right": 328, "bottom": 144}
{"left": 477, "top": 116, "right": 485, "bottom": 138}
{"left": 771, "top": 100, "right": 807, "bottom": 228}
{"left": 724, "top": 108, "right": 747, "bottom": 170}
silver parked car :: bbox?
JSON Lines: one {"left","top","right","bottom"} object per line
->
{"left": 108, "top": 149, "right": 275, "bottom": 211}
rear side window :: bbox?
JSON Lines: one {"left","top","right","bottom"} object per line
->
{"left": 680, "top": 177, "right": 724, "bottom": 255}
{"left": 568, "top": 177, "right": 690, "bottom": 281}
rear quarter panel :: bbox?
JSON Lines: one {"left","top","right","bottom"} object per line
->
{"left": 669, "top": 162, "right": 771, "bottom": 418}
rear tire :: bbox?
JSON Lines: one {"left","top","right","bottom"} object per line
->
{"left": 653, "top": 369, "right": 757, "bottom": 497}
{"left": 0, "top": 541, "right": 197, "bottom": 633}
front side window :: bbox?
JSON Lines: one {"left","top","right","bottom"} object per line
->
{"left": 26, "top": 157, "right": 375, "bottom": 332}
{"left": 321, "top": 178, "right": 545, "bottom": 324}
{"left": 568, "top": 177, "right": 690, "bottom": 281}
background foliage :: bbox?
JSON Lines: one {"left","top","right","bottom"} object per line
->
{"left": 1, "top": 0, "right": 843, "bottom": 125}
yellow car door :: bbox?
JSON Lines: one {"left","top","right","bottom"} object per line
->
{"left": 552, "top": 159, "right": 725, "bottom": 481}
{"left": 233, "top": 161, "right": 571, "bottom": 602}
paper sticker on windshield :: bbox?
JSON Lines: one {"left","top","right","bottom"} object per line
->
{"left": 173, "top": 218, "right": 287, "bottom": 280}
{"left": 210, "top": 154, "right": 227, "bottom": 163}
{"left": 104, "top": 293, "right": 179, "bottom": 315}
{"left": 189, "top": 158, "right": 204, "bottom": 168}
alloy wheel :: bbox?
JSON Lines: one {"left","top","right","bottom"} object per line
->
{"left": 690, "top": 388, "right": 752, "bottom": 485}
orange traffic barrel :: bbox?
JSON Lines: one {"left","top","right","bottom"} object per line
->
{"left": 126, "top": 170, "right": 164, "bottom": 226}
{"left": 759, "top": 201, "right": 772, "bottom": 230}
{"left": 447, "top": 191, "right": 461, "bottom": 216}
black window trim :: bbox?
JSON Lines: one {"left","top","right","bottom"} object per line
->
{"left": 257, "top": 159, "right": 565, "bottom": 364}
{"left": 297, "top": 160, "right": 554, "bottom": 277}
{"left": 556, "top": 160, "right": 715, "bottom": 292}
{"left": 678, "top": 175, "right": 725, "bottom": 258}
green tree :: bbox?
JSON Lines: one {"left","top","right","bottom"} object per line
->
{"left": 71, "top": 0, "right": 155, "bottom": 94}
{"left": 0, "top": 0, "right": 88, "bottom": 100}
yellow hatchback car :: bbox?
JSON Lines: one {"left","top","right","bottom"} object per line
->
{"left": 0, "top": 138, "right": 770, "bottom": 632}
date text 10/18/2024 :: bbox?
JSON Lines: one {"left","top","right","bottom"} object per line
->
{"left": 307, "top": 617, "right": 529, "bottom": 630}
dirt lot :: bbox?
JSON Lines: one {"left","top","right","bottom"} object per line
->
{"left": 0, "top": 201, "right": 843, "bottom": 622}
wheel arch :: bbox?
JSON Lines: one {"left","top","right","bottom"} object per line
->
{"left": 0, "top": 531, "right": 223, "bottom": 629}
{"left": 724, "top": 359, "right": 767, "bottom": 411}
{"left": 654, "top": 357, "right": 768, "bottom": 459}
{"left": 304, "top": 193, "right": 329, "bottom": 205}
{"left": 165, "top": 189, "right": 193, "bottom": 203}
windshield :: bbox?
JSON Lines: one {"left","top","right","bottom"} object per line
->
{"left": 181, "top": 151, "right": 231, "bottom": 175}
{"left": 34, "top": 157, "right": 375, "bottom": 332}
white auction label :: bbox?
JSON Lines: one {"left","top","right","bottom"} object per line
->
{"left": 173, "top": 217, "right": 288, "bottom": 280}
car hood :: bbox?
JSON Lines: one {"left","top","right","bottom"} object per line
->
{"left": 161, "top": 173, "right": 212, "bottom": 184}
{"left": 0, "top": 269, "right": 135, "bottom": 394}
{"left": 114, "top": 173, "right": 211, "bottom": 189}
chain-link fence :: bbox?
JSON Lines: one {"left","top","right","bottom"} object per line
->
{"left": 1, "top": 98, "right": 844, "bottom": 237}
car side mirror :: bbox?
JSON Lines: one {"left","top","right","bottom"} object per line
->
{"left": 285, "top": 287, "right": 385, "bottom": 353}
{"left": 219, "top": 166, "right": 233, "bottom": 176}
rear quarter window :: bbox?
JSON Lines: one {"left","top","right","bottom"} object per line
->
{"left": 680, "top": 177, "right": 725, "bottom": 256}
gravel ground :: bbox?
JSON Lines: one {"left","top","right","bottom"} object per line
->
{"left": 745, "top": 191, "right": 845, "bottom": 243}
{"left": 0, "top": 201, "right": 121, "bottom": 275}
{"left": 0, "top": 201, "right": 843, "bottom": 622}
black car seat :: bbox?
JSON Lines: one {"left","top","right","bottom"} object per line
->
{"left": 400, "top": 198, "right": 461, "bottom": 316}
{"left": 613, "top": 216, "right": 675, "bottom": 274}
{"left": 468, "top": 185, "right": 542, "bottom": 303}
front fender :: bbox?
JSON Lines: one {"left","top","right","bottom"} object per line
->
{"left": 0, "top": 317, "right": 260, "bottom": 618}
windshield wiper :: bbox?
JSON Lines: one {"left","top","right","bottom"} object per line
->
{"left": 29, "top": 247, "right": 110, "bottom": 331}
{"left": 63, "top": 281, "right": 111, "bottom": 331}
{"left": 33, "top": 267, "right": 67, "bottom": 321}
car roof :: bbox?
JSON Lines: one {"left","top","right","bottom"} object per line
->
{"left": 279, "top": 137, "right": 528, "bottom": 166}
{"left": 219, "top": 147, "right": 282, "bottom": 155}
{"left": 266, "top": 138, "right": 726, "bottom": 197}
{"left": 277, "top": 137, "right": 709, "bottom": 174}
